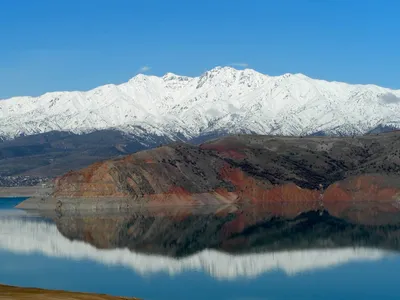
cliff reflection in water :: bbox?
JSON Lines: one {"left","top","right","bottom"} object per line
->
{"left": 1, "top": 201, "right": 400, "bottom": 279}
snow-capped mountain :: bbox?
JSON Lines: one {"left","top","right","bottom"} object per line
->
{"left": 1, "top": 66, "right": 400, "bottom": 141}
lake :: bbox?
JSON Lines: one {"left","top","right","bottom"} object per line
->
{"left": 1, "top": 197, "right": 400, "bottom": 300}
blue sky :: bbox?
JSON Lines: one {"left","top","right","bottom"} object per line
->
{"left": 0, "top": 0, "right": 399, "bottom": 98}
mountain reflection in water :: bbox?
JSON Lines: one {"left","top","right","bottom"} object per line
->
{"left": 1, "top": 200, "right": 400, "bottom": 299}
{"left": 1, "top": 202, "right": 400, "bottom": 277}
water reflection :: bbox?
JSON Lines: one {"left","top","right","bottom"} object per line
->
{"left": 1, "top": 200, "right": 400, "bottom": 299}
{"left": 1, "top": 202, "right": 400, "bottom": 279}
{"left": 51, "top": 202, "right": 400, "bottom": 254}
{"left": 0, "top": 217, "right": 390, "bottom": 278}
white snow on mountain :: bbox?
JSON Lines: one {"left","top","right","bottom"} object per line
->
{"left": 0, "top": 217, "right": 393, "bottom": 279}
{"left": 1, "top": 66, "right": 400, "bottom": 140}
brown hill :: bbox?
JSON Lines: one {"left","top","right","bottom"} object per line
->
{"left": 18, "top": 132, "right": 400, "bottom": 208}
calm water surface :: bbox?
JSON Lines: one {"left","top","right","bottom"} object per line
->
{"left": 1, "top": 197, "right": 400, "bottom": 300}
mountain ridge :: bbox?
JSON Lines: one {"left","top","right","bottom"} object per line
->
{"left": 17, "top": 132, "right": 400, "bottom": 208}
{"left": 2, "top": 66, "right": 400, "bottom": 141}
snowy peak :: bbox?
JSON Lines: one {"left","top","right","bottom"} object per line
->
{"left": 162, "top": 72, "right": 190, "bottom": 81}
{"left": 1, "top": 66, "right": 400, "bottom": 140}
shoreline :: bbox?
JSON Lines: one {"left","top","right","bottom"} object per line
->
{"left": 0, "top": 186, "right": 51, "bottom": 198}
{"left": 0, "top": 284, "right": 140, "bottom": 300}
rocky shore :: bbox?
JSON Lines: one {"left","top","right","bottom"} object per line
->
{"left": 0, "top": 284, "right": 140, "bottom": 300}
{"left": 0, "top": 186, "right": 52, "bottom": 198}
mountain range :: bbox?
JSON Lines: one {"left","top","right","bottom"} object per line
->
{"left": 2, "top": 66, "right": 400, "bottom": 179}
{"left": 1, "top": 66, "right": 400, "bottom": 141}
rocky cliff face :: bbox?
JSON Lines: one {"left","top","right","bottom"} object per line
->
{"left": 20, "top": 132, "right": 400, "bottom": 207}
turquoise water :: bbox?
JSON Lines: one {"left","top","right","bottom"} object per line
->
{"left": 0, "top": 197, "right": 27, "bottom": 209}
{"left": 0, "top": 198, "right": 399, "bottom": 300}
